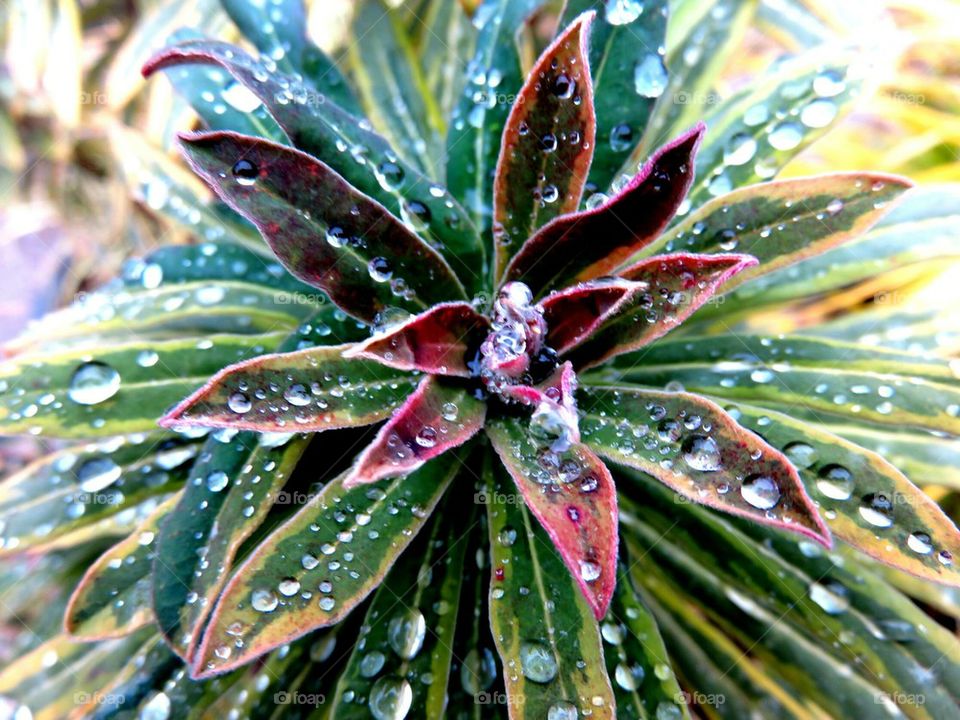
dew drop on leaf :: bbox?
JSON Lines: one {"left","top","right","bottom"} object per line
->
{"left": 368, "top": 257, "right": 393, "bottom": 283}
{"left": 783, "top": 442, "right": 818, "bottom": 469}
{"left": 605, "top": 0, "right": 644, "bottom": 26}
{"left": 68, "top": 362, "right": 121, "bottom": 405}
{"left": 808, "top": 581, "right": 850, "bottom": 614}
{"left": 387, "top": 609, "right": 426, "bottom": 660}
{"left": 633, "top": 54, "right": 667, "bottom": 98}
{"left": 906, "top": 531, "right": 933, "bottom": 555}
{"left": 816, "top": 464, "right": 854, "bottom": 500}
{"left": 547, "top": 702, "right": 578, "bottom": 720}
{"left": 615, "top": 662, "right": 645, "bottom": 691}
{"left": 360, "top": 650, "right": 386, "bottom": 678}
{"left": 723, "top": 133, "right": 758, "bottom": 166}
{"left": 232, "top": 159, "right": 258, "bottom": 185}
{"left": 277, "top": 578, "right": 301, "bottom": 596}
{"left": 681, "top": 435, "right": 722, "bottom": 471}
{"left": 251, "top": 588, "right": 279, "bottom": 613}
{"left": 368, "top": 676, "right": 413, "bottom": 720}
{"left": 768, "top": 122, "right": 803, "bottom": 151}
{"left": 519, "top": 641, "right": 558, "bottom": 683}
{"left": 283, "top": 384, "right": 311, "bottom": 407}
{"left": 77, "top": 457, "right": 122, "bottom": 493}
{"left": 205, "top": 471, "right": 229, "bottom": 492}
{"left": 858, "top": 493, "right": 894, "bottom": 528}
{"left": 140, "top": 691, "right": 171, "bottom": 720}
{"left": 740, "top": 474, "right": 781, "bottom": 510}
{"left": 227, "top": 392, "right": 252, "bottom": 414}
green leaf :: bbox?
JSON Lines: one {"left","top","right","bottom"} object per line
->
{"left": 417, "top": 0, "right": 477, "bottom": 126}
{"left": 643, "top": 173, "right": 912, "bottom": 291}
{"left": 348, "top": 0, "right": 444, "bottom": 175}
{"left": 578, "top": 384, "right": 830, "bottom": 545}
{"left": 191, "top": 454, "right": 462, "bottom": 677}
{"left": 485, "top": 458, "right": 616, "bottom": 719}
{"left": 64, "top": 492, "right": 181, "bottom": 640}
{"left": 0, "top": 433, "right": 195, "bottom": 555}
{"left": 719, "top": 183, "right": 960, "bottom": 310}
{"left": 683, "top": 49, "right": 864, "bottom": 210}
{"left": 329, "top": 495, "right": 471, "bottom": 718}
{"left": 631, "top": 0, "right": 757, "bottom": 169}
{"left": 446, "top": 0, "right": 545, "bottom": 237}
{"left": 221, "top": 0, "right": 361, "bottom": 114}
{"left": 492, "top": 11, "right": 596, "bottom": 281}
{"left": 620, "top": 483, "right": 960, "bottom": 719}
{"left": 612, "top": 336, "right": 960, "bottom": 435}
{"left": 0, "top": 630, "right": 154, "bottom": 720}
{"left": 160, "top": 343, "right": 419, "bottom": 433}
{"left": 152, "top": 432, "right": 308, "bottom": 660}
{"left": 178, "top": 131, "right": 466, "bottom": 322}
{"left": 487, "top": 416, "right": 619, "bottom": 619}
{"left": 164, "top": 28, "right": 289, "bottom": 144}
{"left": 144, "top": 41, "right": 486, "bottom": 294}
{"left": 0, "top": 332, "right": 286, "bottom": 438}
{"left": 559, "top": 0, "right": 668, "bottom": 195}
{"left": 600, "top": 563, "right": 690, "bottom": 720}
{"left": 724, "top": 400, "right": 960, "bottom": 586}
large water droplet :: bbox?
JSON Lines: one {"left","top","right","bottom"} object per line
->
{"left": 519, "top": 641, "right": 558, "bottom": 683}
{"left": 547, "top": 702, "right": 579, "bottom": 720}
{"left": 360, "top": 650, "right": 386, "bottom": 678}
{"left": 800, "top": 99, "right": 837, "bottom": 128}
{"left": 387, "top": 609, "right": 426, "bottom": 660}
{"left": 768, "top": 122, "right": 803, "bottom": 151}
{"left": 809, "top": 581, "right": 850, "bottom": 614}
{"left": 723, "top": 133, "right": 758, "bottom": 166}
{"left": 77, "top": 457, "right": 122, "bottom": 493}
{"left": 740, "top": 474, "right": 781, "bottom": 510}
{"left": 232, "top": 159, "right": 258, "bottom": 185}
{"left": 140, "top": 692, "right": 171, "bottom": 720}
{"left": 368, "top": 676, "right": 413, "bottom": 720}
{"left": 228, "top": 392, "right": 252, "bottom": 414}
{"left": 634, "top": 54, "right": 668, "bottom": 98}
{"left": 816, "top": 464, "right": 854, "bottom": 501}
{"left": 205, "top": 471, "right": 229, "bottom": 492}
{"left": 681, "top": 435, "right": 722, "bottom": 472}
{"left": 251, "top": 588, "right": 279, "bottom": 612}
{"left": 907, "top": 531, "right": 933, "bottom": 555}
{"left": 605, "top": 0, "right": 643, "bottom": 25}
{"left": 783, "top": 442, "right": 818, "bottom": 469}
{"left": 615, "top": 662, "right": 645, "bottom": 690}
{"left": 858, "top": 493, "right": 894, "bottom": 528}
{"left": 68, "top": 362, "right": 120, "bottom": 405}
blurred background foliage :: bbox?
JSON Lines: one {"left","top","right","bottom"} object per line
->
{"left": 0, "top": 0, "right": 958, "bottom": 674}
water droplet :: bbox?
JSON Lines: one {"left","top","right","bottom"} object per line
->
{"left": 251, "top": 588, "right": 279, "bottom": 612}
{"left": 681, "top": 435, "right": 722, "bottom": 471}
{"left": 615, "top": 662, "right": 645, "bottom": 690}
{"left": 140, "top": 692, "right": 171, "bottom": 720}
{"left": 375, "top": 161, "right": 405, "bottom": 191}
{"left": 783, "top": 442, "right": 818, "bottom": 469}
{"left": 232, "top": 159, "right": 258, "bottom": 185}
{"left": 77, "top": 457, "right": 122, "bottom": 493}
{"left": 858, "top": 493, "right": 894, "bottom": 528}
{"left": 634, "top": 54, "right": 668, "bottom": 98}
{"left": 809, "top": 581, "right": 850, "bottom": 614}
{"left": 228, "top": 392, "right": 252, "bottom": 414}
{"left": 388, "top": 609, "right": 426, "bottom": 660}
{"left": 68, "top": 362, "right": 120, "bottom": 405}
{"left": 580, "top": 560, "right": 601, "bottom": 583}
{"left": 223, "top": 80, "right": 262, "bottom": 112}
{"left": 415, "top": 426, "right": 437, "bottom": 448}
{"left": 605, "top": 0, "right": 643, "bottom": 25}
{"left": 609, "top": 124, "right": 633, "bottom": 152}
{"left": 548, "top": 702, "right": 579, "bottom": 720}
{"left": 553, "top": 73, "right": 576, "bottom": 99}
{"left": 284, "top": 384, "right": 311, "bottom": 407}
{"left": 319, "top": 596, "right": 336, "bottom": 611}
{"left": 137, "top": 350, "right": 159, "bottom": 368}
{"left": 724, "top": 133, "right": 758, "bottom": 166}
{"left": 655, "top": 702, "right": 683, "bottom": 720}
{"left": 800, "top": 99, "right": 837, "bottom": 128}
{"left": 813, "top": 69, "right": 846, "bottom": 97}
{"left": 278, "top": 578, "right": 301, "bottom": 596}
{"left": 360, "top": 650, "right": 387, "bottom": 677}
{"left": 498, "top": 526, "right": 517, "bottom": 546}
{"left": 519, "top": 641, "right": 558, "bottom": 683}
{"left": 368, "top": 257, "right": 393, "bottom": 283}
{"left": 206, "top": 471, "right": 229, "bottom": 492}
{"left": 816, "top": 464, "right": 854, "bottom": 501}
{"left": 907, "top": 531, "right": 932, "bottom": 555}
{"left": 768, "top": 122, "right": 803, "bottom": 151}
{"left": 741, "top": 474, "right": 781, "bottom": 510}
{"left": 441, "top": 402, "right": 459, "bottom": 421}
{"left": 368, "top": 676, "right": 413, "bottom": 720}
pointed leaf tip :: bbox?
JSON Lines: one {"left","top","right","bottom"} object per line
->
{"left": 505, "top": 123, "right": 706, "bottom": 296}
{"left": 567, "top": 252, "right": 757, "bottom": 369}
{"left": 493, "top": 10, "right": 598, "bottom": 282}
{"left": 580, "top": 385, "right": 832, "bottom": 548}
{"left": 487, "top": 418, "right": 619, "bottom": 619}
{"left": 343, "top": 376, "right": 485, "bottom": 488}
{"left": 342, "top": 302, "right": 488, "bottom": 377}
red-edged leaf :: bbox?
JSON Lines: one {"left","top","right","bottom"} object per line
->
{"left": 487, "top": 417, "right": 618, "bottom": 619}
{"left": 501, "top": 362, "right": 582, "bottom": 448}
{"left": 492, "top": 11, "right": 597, "bottom": 283}
{"left": 159, "top": 344, "right": 418, "bottom": 432}
{"left": 178, "top": 131, "right": 465, "bottom": 323}
{"left": 342, "top": 302, "right": 488, "bottom": 377}
{"left": 579, "top": 385, "right": 832, "bottom": 547}
{"left": 540, "top": 278, "right": 644, "bottom": 354}
{"left": 504, "top": 123, "right": 705, "bottom": 297}
{"left": 344, "top": 376, "right": 485, "bottom": 487}
{"left": 566, "top": 253, "right": 756, "bottom": 369}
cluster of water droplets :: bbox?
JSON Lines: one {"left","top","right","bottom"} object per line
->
{"left": 479, "top": 283, "right": 548, "bottom": 390}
